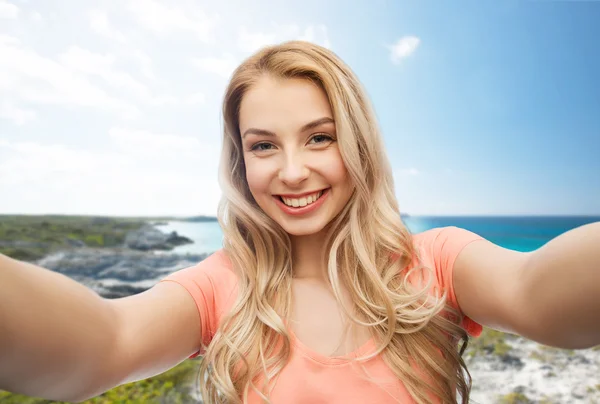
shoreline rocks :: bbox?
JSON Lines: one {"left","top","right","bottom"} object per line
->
{"left": 467, "top": 333, "right": 600, "bottom": 403}
{"left": 34, "top": 222, "right": 204, "bottom": 299}
{"left": 124, "top": 224, "right": 193, "bottom": 251}
{"left": 36, "top": 247, "right": 207, "bottom": 298}
{"left": 36, "top": 247, "right": 206, "bottom": 298}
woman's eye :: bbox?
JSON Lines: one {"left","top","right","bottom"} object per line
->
{"left": 251, "top": 142, "right": 274, "bottom": 152}
{"left": 309, "top": 134, "right": 333, "bottom": 144}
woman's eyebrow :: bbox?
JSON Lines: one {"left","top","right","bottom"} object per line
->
{"left": 242, "top": 128, "right": 275, "bottom": 138}
{"left": 299, "top": 117, "right": 335, "bottom": 132}
{"left": 241, "top": 117, "right": 335, "bottom": 139}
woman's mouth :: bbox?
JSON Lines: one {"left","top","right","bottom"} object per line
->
{"left": 278, "top": 189, "right": 325, "bottom": 207}
{"left": 273, "top": 188, "right": 330, "bottom": 216}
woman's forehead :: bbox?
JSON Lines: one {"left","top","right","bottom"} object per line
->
{"left": 239, "top": 76, "right": 333, "bottom": 133}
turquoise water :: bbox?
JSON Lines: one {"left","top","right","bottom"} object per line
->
{"left": 404, "top": 216, "right": 600, "bottom": 252}
{"left": 156, "top": 221, "right": 224, "bottom": 255}
{"left": 158, "top": 216, "right": 600, "bottom": 255}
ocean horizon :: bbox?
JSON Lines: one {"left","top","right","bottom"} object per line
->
{"left": 156, "top": 215, "right": 600, "bottom": 255}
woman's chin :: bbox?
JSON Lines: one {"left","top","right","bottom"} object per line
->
{"left": 277, "top": 219, "right": 328, "bottom": 238}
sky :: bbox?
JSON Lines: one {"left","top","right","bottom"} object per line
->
{"left": 0, "top": 0, "right": 599, "bottom": 217}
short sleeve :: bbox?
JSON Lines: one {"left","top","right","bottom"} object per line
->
{"left": 158, "top": 250, "right": 238, "bottom": 358}
{"left": 415, "top": 226, "right": 484, "bottom": 337}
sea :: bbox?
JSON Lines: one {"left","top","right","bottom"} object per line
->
{"left": 156, "top": 215, "right": 600, "bottom": 255}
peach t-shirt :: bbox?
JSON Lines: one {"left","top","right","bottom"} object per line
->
{"left": 159, "top": 226, "right": 484, "bottom": 403}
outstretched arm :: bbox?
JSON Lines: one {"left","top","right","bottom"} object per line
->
{"left": 453, "top": 221, "right": 600, "bottom": 349}
{"left": 0, "top": 254, "right": 202, "bottom": 402}
{"left": 519, "top": 221, "right": 600, "bottom": 348}
{"left": 0, "top": 254, "right": 120, "bottom": 402}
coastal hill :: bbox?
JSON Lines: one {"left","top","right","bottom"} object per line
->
{"left": 0, "top": 214, "right": 195, "bottom": 261}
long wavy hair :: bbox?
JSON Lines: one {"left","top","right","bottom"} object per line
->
{"left": 197, "top": 40, "right": 472, "bottom": 403}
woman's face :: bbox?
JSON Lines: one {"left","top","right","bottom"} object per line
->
{"left": 239, "top": 76, "right": 354, "bottom": 237}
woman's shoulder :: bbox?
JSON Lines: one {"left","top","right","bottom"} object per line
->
{"left": 407, "top": 226, "right": 484, "bottom": 299}
{"left": 165, "top": 249, "right": 236, "bottom": 280}
{"left": 195, "top": 249, "right": 238, "bottom": 280}
{"left": 411, "top": 226, "right": 485, "bottom": 336}
{"left": 411, "top": 226, "right": 483, "bottom": 257}
{"left": 160, "top": 249, "right": 239, "bottom": 308}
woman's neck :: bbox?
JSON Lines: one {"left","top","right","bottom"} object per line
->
{"left": 290, "top": 230, "right": 329, "bottom": 280}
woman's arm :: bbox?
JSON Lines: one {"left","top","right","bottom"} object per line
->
{"left": 453, "top": 221, "right": 600, "bottom": 349}
{"left": 0, "top": 254, "right": 202, "bottom": 402}
{"left": 0, "top": 253, "right": 120, "bottom": 401}
{"left": 518, "top": 221, "right": 600, "bottom": 348}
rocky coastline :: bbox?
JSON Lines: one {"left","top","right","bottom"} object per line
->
{"left": 33, "top": 223, "right": 205, "bottom": 299}
{"left": 466, "top": 333, "right": 600, "bottom": 403}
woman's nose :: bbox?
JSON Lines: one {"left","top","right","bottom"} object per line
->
{"left": 278, "top": 154, "right": 309, "bottom": 185}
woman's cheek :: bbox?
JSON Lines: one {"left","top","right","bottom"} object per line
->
{"left": 245, "top": 161, "right": 270, "bottom": 196}
{"left": 321, "top": 149, "right": 349, "bottom": 184}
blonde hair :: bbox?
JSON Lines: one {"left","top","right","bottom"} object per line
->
{"left": 198, "top": 40, "right": 472, "bottom": 403}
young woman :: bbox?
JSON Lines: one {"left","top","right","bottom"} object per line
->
{"left": 0, "top": 41, "right": 599, "bottom": 404}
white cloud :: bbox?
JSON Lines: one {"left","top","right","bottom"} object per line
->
{"left": 185, "top": 92, "right": 205, "bottom": 105}
{"left": 0, "top": 35, "right": 201, "bottom": 123}
{"left": 0, "top": 141, "right": 130, "bottom": 186}
{"left": 238, "top": 27, "right": 278, "bottom": 53}
{"left": 388, "top": 36, "right": 420, "bottom": 64}
{"left": 126, "top": 0, "right": 219, "bottom": 42}
{"left": 0, "top": 101, "right": 36, "bottom": 125}
{"left": 0, "top": 0, "right": 18, "bottom": 19}
{"left": 58, "top": 46, "right": 149, "bottom": 97}
{"left": 0, "top": 35, "right": 139, "bottom": 117}
{"left": 0, "top": 131, "right": 222, "bottom": 216}
{"left": 89, "top": 9, "right": 127, "bottom": 42}
{"left": 193, "top": 53, "right": 239, "bottom": 79}
{"left": 238, "top": 24, "right": 331, "bottom": 53}
{"left": 31, "top": 11, "right": 41, "bottom": 22}
{"left": 108, "top": 127, "right": 204, "bottom": 160}
{"left": 133, "top": 50, "right": 155, "bottom": 80}
{"left": 296, "top": 25, "right": 331, "bottom": 48}
{"left": 193, "top": 24, "right": 332, "bottom": 80}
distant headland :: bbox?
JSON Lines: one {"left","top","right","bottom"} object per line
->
{"left": 178, "top": 215, "right": 218, "bottom": 222}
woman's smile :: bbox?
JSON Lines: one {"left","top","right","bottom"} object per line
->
{"left": 273, "top": 188, "right": 330, "bottom": 216}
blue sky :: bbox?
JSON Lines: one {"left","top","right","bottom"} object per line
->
{"left": 0, "top": 0, "right": 598, "bottom": 216}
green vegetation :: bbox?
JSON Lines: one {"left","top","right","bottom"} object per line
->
{"left": 181, "top": 215, "right": 218, "bottom": 222}
{"left": 540, "top": 344, "right": 575, "bottom": 356}
{"left": 529, "top": 350, "right": 547, "bottom": 362}
{"left": 497, "top": 391, "right": 532, "bottom": 404}
{"left": 0, "top": 215, "right": 147, "bottom": 261}
{"left": 466, "top": 328, "right": 513, "bottom": 358}
{"left": 0, "top": 358, "right": 200, "bottom": 403}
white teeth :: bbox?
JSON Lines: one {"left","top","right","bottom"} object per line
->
{"left": 281, "top": 190, "right": 323, "bottom": 208}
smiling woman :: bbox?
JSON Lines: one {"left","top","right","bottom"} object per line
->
{"left": 185, "top": 41, "right": 475, "bottom": 404}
